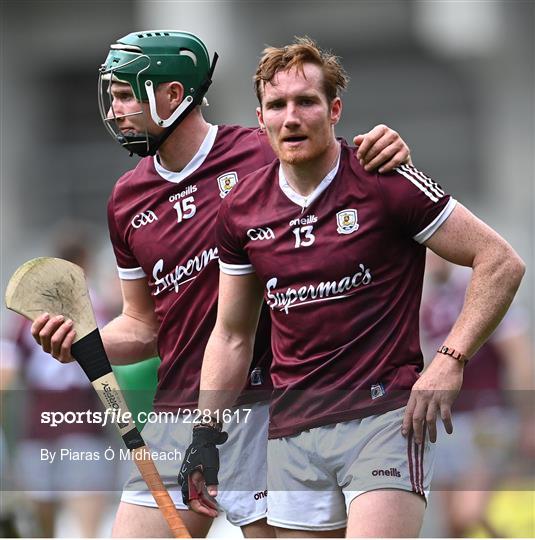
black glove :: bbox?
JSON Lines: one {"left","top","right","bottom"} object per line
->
{"left": 178, "top": 423, "right": 229, "bottom": 505}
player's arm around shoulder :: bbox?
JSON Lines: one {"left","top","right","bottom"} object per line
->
{"left": 402, "top": 203, "right": 525, "bottom": 445}
{"left": 353, "top": 124, "right": 412, "bottom": 173}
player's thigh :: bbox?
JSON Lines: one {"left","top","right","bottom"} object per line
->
{"left": 112, "top": 501, "right": 212, "bottom": 538}
{"left": 347, "top": 489, "right": 425, "bottom": 537}
{"left": 241, "top": 517, "right": 275, "bottom": 538}
{"left": 274, "top": 526, "right": 345, "bottom": 537}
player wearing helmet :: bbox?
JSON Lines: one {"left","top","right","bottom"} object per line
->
{"left": 32, "top": 30, "right": 413, "bottom": 537}
{"left": 98, "top": 30, "right": 218, "bottom": 158}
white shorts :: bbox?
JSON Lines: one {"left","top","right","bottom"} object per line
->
{"left": 121, "top": 401, "right": 268, "bottom": 527}
{"left": 267, "top": 406, "right": 435, "bottom": 531}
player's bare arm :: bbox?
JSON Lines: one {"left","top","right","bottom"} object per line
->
{"left": 31, "top": 277, "right": 158, "bottom": 364}
{"left": 179, "top": 272, "right": 264, "bottom": 517}
{"left": 354, "top": 124, "right": 412, "bottom": 172}
{"left": 402, "top": 203, "right": 525, "bottom": 444}
{"left": 199, "top": 272, "right": 264, "bottom": 412}
{"left": 101, "top": 278, "right": 159, "bottom": 363}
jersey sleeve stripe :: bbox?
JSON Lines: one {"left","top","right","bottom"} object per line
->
{"left": 395, "top": 165, "right": 442, "bottom": 202}
{"left": 219, "top": 261, "right": 255, "bottom": 275}
{"left": 399, "top": 164, "right": 445, "bottom": 198}
{"left": 413, "top": 198, "right": 457, "bottom": 243}
{"left": 117, "top": 266, "right": 147, "bottom": 280}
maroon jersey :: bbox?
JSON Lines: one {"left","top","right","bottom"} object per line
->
{"left": 217, "top": 143, "right": 456, "bottom": 438}
{"left": 421, "top": 271, "right": 523, "bottom": 412}
{"left": 108, "top": 125, "right": 275, "bottom": 411}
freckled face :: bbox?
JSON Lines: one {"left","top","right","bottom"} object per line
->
{"left": 257, "top": 63, "right": 341, "bottom": 165}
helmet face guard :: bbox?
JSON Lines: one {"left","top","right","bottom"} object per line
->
{"left": 98, "top": 57, "right": 158, "bottom": 157}
{"left": 97, "top": 31, "right": 217, "bottom": 157}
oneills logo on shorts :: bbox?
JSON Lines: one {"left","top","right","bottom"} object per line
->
{"left": 217, "top": 171, "right": 238, "bottom": 198}
{"left": 254, "top": 490, "right": 268, "bottom": 500}
{"left": 336, "top": 209, "right": 359, "bottom": 234}
{"left": 131, "top": 210, "right": 158, "bottom": 229}
{"left": 372, "top": 468, "right": 401, "bottom": 477}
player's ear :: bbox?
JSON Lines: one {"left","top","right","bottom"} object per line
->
{"left": 330, "top": 97, "right": 342, "bottom": 126}
{"left": 167, "top": 81, "right": 185, "bottom": 108}
{"left": 256, "top": 107, "right": 266, "bottom": 130}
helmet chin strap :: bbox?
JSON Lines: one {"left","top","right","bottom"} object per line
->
{"left": 123, "top": 53, "right": 219, "bottom": 157}
{"left": 146, "top": 83, "right": 194, "bottom": 128}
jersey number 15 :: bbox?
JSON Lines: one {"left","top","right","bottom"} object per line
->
{"left": 173, "top": 196, "right": 197, "bottom": 223}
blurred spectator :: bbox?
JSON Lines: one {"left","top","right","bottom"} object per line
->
{"left": 0, "top": 338, "right": 20, "bottom": 537}
{"left": 5, "top": 224, "right": 117, "bottom": 537}
{"left": 421, "top": 252, "right": 534, "bottom": 537}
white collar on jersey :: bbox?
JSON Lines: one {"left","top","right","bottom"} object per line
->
{"left": 278, "top": 149, "right": 341, "bottom": 210}
{"left": 153, "top": 124, "right": 219, "bottom": 183}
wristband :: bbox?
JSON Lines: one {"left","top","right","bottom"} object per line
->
{"left": 437, "top": 345, "right": 468, "bottom": 365}
{"left": 193, "top": 416, "right": 223, "bottom": 431}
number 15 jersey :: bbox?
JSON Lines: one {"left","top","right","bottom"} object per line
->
{"left": 107, "top": 124, "right": 275, "bottom": 411}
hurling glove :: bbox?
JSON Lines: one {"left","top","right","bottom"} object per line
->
{"left": 178, "top": 422, "right": 229, "bottom": 505}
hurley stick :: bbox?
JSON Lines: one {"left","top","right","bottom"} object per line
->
{"left": 5, "top": 257, "right": 190, "bottom": 538}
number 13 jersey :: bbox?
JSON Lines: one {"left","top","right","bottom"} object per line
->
{"left": 217, "top": 142, "right": 456, "bottom": 438}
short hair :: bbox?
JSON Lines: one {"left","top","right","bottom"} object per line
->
{"left": 254, "top": 36, "right": 349, "bottom": 104}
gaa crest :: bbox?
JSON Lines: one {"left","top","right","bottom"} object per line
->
{"left": 217, "top": 171, "right": 238, "bottom": 198}
{"left": 336, "top": 209, "right": 359, "bottom": 234}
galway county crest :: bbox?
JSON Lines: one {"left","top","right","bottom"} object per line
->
{"left": 336, "top": 209, "right": 359, "bottom": 234}
{"left": 217, "top": 171, "right": 238, "bottom": 198}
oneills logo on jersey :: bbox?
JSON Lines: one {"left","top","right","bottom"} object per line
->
{"left": 336, "top": 209, "right": 359, "bottom": 234}
{"left": 217, "top": 172, "right": 238, "bottom": 198}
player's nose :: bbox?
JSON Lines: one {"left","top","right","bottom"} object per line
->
{"left": 106, "top": 105, "right": 116, "bottom": 120}
{"left": 107, "top": 98, "right": 124, "bottom": 120}
{"left": 283, "top": 103, "right": 300, "bottom": 128}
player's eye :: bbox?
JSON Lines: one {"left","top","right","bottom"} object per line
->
{"left": 114, "top": 92, "right": 133, "bottom": 101}
{"left": 266, "top": 100, "right": 284, "bottom": 110}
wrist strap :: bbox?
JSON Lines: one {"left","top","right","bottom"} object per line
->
{"left": 193, "top": 416, "right": 223, "bottom": 431}
{"left": 437, "top": 345, "right": 468, "bottom": 365}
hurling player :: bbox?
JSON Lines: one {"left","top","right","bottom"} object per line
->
{"left": 183, "top": 37, "right": 525, "bottom": 537}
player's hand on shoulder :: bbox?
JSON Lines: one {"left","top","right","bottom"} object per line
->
{"left": 401, "top": 354, "right": 464, "bottom": 445}
{"left": 31, "top": 312, "right": 76, "bottom": 363}
{"left": 353, "top": 124, "right": 412, "bottom": 173}
{"left": 178, "top": 422, "right": 228, "bottom": 517}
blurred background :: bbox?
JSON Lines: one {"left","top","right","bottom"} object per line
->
{"left": 1, "top": 0, "right": 533, "bottom": 537}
